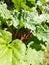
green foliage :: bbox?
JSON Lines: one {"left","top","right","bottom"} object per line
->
{"left": 0, "top": 30, "right": 12, "bottom": 43}
{"left": 0, "top": 0, "right": 49, "bottom": 65}
{"left": 0, "top": 2, "right": 11, "bottom": 19}
{"left": 0, "top": 38, "right": 44, "bottom": 65}
{"left": 12, "top": 0, "right": 33, "bottom": 11}
{"left": 40, "top": 0, "right": 46, "bottom": 5}
{"left": 0, "top": 2, "right": 19, "bottom": 28}
{"left": 25, "top": 48, "right": 44, "bottom": 65}
{"left": 33, "top": 26, "right": 49, "bottom": 42}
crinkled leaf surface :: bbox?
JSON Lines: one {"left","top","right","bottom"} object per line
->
{"left": 20, "top": 10, "right": 38, "bottom": 31}
{"left": 0, "top": 2, "right": 12, "bottom": 19}
{"left": 33, "top": 26, "right": 49, "bottom": 43}
{"left": 0, "top": 2, "right": 19, "bottom": 27}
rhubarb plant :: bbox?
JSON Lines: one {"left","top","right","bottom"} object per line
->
{"left": 0, "top": 0, "right": 49, "bottom": 65}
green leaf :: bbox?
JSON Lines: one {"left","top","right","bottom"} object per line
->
{"left": 0, "top": 45, "right": 12, "bottom": 65}
{"left": 0, "top": 2, "right": 12, "bottom": 19}
{"left": 27, "top": 0, "right": 35, "bottom": 5}
{"left": 36, "top": 1, "right": 44, "bottom": 11}
{"left": 0, "top": 39, "right": 45, "bottom": 65}
{"left": 0, "top": 38, "right": 7, "bottom": 44}
{"left": 0, "top": 39, "right": 26, "bottom": 65}
{"left": 0, "top": 30, "right": 12, "bottom": 43}
{"left": 12, "top": 0, "right": 32, "bottom": 11}
{"left": 40, "top": 0, "right": 46, "bottom": 5}
{"left": 20, "top": 10, "right": 38, "bottom": 31}
{"left": 12, "top": 0, "right": 21, "bottom": 11}
{"left": 33, "top": 14, "right": 47, "bottom": 23}
{"left": 11, "top": 13, "right": 19, "bottom": 28}
{"left": 11, "top": 39, "right": 26, "bottom": 65}
{"left": 21, "top": 2, "right": 32, "bottom": 11}
{"left": 25, "top": 48, "right": 44, "bottom": 65}
{"left": 33, "top": 26, "right": 49, "bottom": 43}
